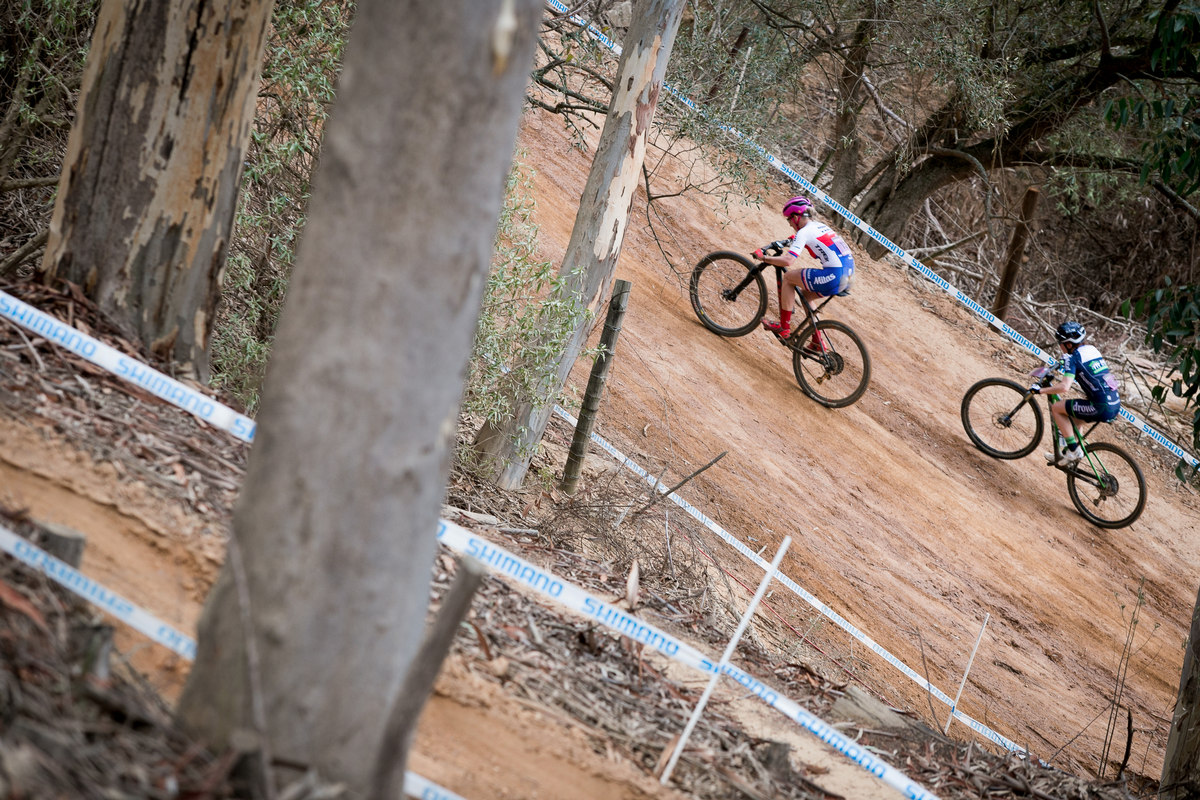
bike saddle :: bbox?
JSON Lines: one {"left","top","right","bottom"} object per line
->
{"left": 836, "top": 289, "right": 851, "bottom": 297}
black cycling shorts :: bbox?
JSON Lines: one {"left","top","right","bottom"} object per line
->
{"left": 1066, "top": 398, "right": 1120, "bottom": 423}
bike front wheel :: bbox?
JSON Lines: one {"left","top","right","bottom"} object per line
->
{"left": 960, "top": 378, "right": 1044, "bottom": 459}
{"left": 1067, "top": 442, "right": 1147, "bottom": 529}
{"left": 689, "top": 251, "right": 767, "bottom": 337}
{"left": 791, "top": 320, "right": 871, "bottom": 408}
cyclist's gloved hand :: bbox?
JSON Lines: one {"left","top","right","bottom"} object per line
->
{"left": 1028, "top": 385, "right": 1040, "bottom": 395}
{"left": 753, "top": 248, "right": 765, "bottom": 260}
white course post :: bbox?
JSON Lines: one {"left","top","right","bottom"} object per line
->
{"left": 660, "top": 536, "right": 791, "bottom": 784}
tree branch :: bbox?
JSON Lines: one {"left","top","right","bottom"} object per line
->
{"left": 923, "top": 146, "right": 995, "bottom": 239}
{"left": 0, "top": 229, "right": 49, "bottom": 278}
{"left": 0, "top": 175, "right": 59, "bottom": 192}
{"left": 631, "top": 451, "right": 727, "bottom": 519}
{"left": 369, "top": 557, "right": 485, "bottom": 800}
{"left": 906, "top": 229, "right": 987, "bottom": 258}
{"left": 1152, "top": 179, "right": 1200, "bottom": 222}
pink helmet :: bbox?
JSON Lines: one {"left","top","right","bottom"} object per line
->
{"left": 782, "top": 196, "right": 812, "bottom": 218}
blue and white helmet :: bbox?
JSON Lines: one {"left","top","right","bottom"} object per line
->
{"left": 1055, "top": 321, "right": 1086, "bottom": 344}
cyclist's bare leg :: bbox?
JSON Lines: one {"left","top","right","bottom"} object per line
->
{"left": 778, "top": 268, "right": 803, "bottom": 314}
{"left": 1049, "top": 398, "right": 1076, "bottom": 442}
{"left": 789, "top": 281, "right": 826, "bottom": 348}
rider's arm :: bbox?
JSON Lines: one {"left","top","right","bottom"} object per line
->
{"left": 757, "top": 228, "right": 809, "bottom": 268}
{"left": 759, "top": 251, "right": 797, "bottom": 268}
{"left": 1038, "top": 372, "right": 1075, "bottom": 396}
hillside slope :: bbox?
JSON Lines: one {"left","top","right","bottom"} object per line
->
{"left": 515, "top": 108, "right": 1200, "bottom": 782}
{"left": 0, "top": 106, "right": 1197, "bottom": 799}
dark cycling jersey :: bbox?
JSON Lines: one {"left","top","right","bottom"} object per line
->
{"left": 1063, "top": 344, "right": 1120, "bottom": 407}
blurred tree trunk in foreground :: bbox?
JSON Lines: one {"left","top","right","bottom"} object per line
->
{"left": 1161, "top": 584, "right": 1200, "bottom": 800}
{"left": 176, "top": 0, "right": 542, "bottom": 792}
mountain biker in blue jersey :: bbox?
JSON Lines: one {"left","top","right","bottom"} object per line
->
{"left": 754, "top": 196, "right": 855, "bottom": 352}
{"left": 1029, "top": 321, "right": 1121, "bottom": 465}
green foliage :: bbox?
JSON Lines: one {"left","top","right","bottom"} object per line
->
{"left": 1122, "top": 279, "right": 1200, "bottom": 477}
{"left": 1105, "top": 88, "right": 1200, "bottom": 198}
{"left": 0, "top": 0, "right": 96, "bottom": 121}
{"left": 210, "top": 1, "right": 353, "bottom": 412}
{"left": 213, "top": 5, "right": 591, "bottom": 426}
{"left": 894, "top": 0, "right": 1015, "bottom": 132}
{"left": 464, "top": 158, "right": 592, "bottom": 426}
{"left": 1104, "top": 4, "right": 1200, "bottom": 198}
{"left": 0, "top": 1, "right": 97, "bottom": 190}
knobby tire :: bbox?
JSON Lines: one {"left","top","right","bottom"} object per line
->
{"left": 790, "top": 319, "right": 870, "bottom": 408}
{"left": 689, "top": 251, "right": 767, "bottom": 337}
{"left": 961, "top": 378, "right": 1044, "bottom": 459}
{"left": 1066, "top": 442, "right": 1146, "bottom": 529}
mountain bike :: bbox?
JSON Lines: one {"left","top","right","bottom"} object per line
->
{"left": 960, "top": 370, "right": 1146, "bottom": 528}
{"left": 689, "top": 245, "right": 870, "bottom": 408}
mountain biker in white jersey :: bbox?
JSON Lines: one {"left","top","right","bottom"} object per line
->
{"left": 754, "top": 196, "right": 855, "bottom": 353}
{"left": 1029, "top": 321, "right": 1122, "bottom": 465}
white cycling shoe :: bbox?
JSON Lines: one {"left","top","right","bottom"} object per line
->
{"left": 1044, "top": 447, "right": 1083, "bottom": 466}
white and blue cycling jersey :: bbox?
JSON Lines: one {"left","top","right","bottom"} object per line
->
{"left": 1062, "top": 344, "right": 1120, "bottom": 421}
{"left": 784, "top": 222, "right": 855, "bottom": 296}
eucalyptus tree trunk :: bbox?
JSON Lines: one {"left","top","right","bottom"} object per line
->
{"left": 1161, "top": 585, "right": 1200, "bottom": 800}
{"left": 38, "top": 0, "right": 273, "bottom": 381}
{"left": 473, "top": 0, "right": 686, "bottom": 490}
{"left": 175, "top": 0, "right": 542, "bottom": 792}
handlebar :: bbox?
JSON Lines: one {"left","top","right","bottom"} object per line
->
{"left": 1029, "top": 365, "right": 1054, "bottom": 388}
{"left": 754, "top": 239, "right": 788, "bottom": 259}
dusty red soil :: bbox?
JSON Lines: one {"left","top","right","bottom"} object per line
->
{"left": 1, "top": 107, "right": 1198, "bottom": 798}
{"left": 507, "top": 110, "right": 1200, "bottom": 783}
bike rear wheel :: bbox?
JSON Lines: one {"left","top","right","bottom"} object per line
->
{"left": 1066, "top": 442, "right": 1146, "bottom": 528}
{"left": 791, "top": 320, "right": 871, "bottom": 408}
{"left": 689, "top": 251, "right": 767, "bottom": 337}
{"left": 960, "top": 378, "right": 1044, "bottom": 459}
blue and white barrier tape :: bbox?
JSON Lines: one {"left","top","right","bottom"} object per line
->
{"left": 0, "top": 2, "right": 1176, "bottom": 770}
{"left": 552, "top": 405, "right": 1027, "bottom": 756}
{"left": 0, "top": 512, "right": 936, "bottom": 799}
{"left": 0, "top": 522, "right": 198, "bottom": 659}
{"left": 543, "top": 0, "right": 1198, "bottom": 471}
{"left": 437, "top": 518, "right": 940, "bottom": 800}
{"left": 0, "top": 290, "right": 257, "bottom": 444}
{"left": 404, "top": 773, "right": 468, "bottom": 800}
{"left": 0, "top": 270, "right": 1012, "bottom": 747}
{"left": 0, "top": 520, "right": 468, "bottom": 800}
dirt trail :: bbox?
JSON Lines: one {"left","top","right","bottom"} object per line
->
{"left": 0, "top": 417, "right": 208, "bottom": 697}
{"left": 0, "top": 107, "right": 1197, "bottom": 799}
{"left": 516, "top": 110, "right": 1200, "bottom": 780}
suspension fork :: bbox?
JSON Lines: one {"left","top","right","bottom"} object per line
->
{"left": 725, "top": 263, "right": 770, "bottom": 300}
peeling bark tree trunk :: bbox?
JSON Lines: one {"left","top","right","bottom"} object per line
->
{"left": 473, "top": 0, "right": 686, "bottom": 490}
{"left": 175, "top": 0, "right": 542, "bottom": 792}
{"left": 1161, "top": 585, "right": 1200, "bottom": 800}
{"left": 39, "top": 0, "right": 273, "bottom": 381}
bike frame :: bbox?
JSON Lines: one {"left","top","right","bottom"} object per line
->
{"left": 1026, "top": 386, "right": 1115, "bottom": 493}
{"left": 693, "top": 248, "right": 871, "bottom": 407}
{"left": 766, "top": 261, "right": 838, "bottom": 326}
{"left": 723, "top": 258, "right": 838, "bottom": 349}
